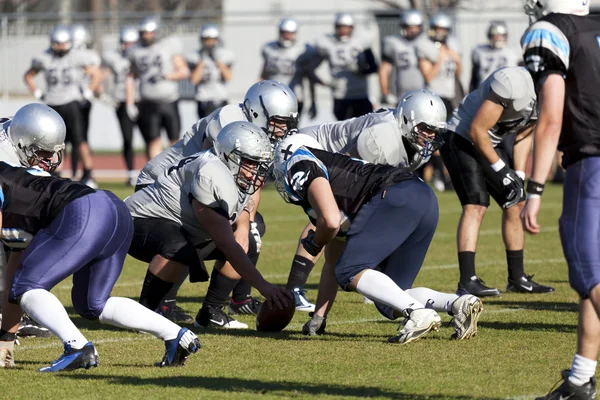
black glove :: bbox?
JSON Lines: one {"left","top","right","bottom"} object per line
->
{"left": 497, "top": 165, "right": 524, "bottom": 209}
{"left": 300, "top": 229, "right": 323, "bottom": 257}
{"left": 308, "top": 103, "right": 317, "bottom": 120}
{"left": 302, "top": 312, "right": 327, "bottom": 336}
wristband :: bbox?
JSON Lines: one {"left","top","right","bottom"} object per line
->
{"left": 526, "top": 180, "right": 545, "bottom": 196}
{"left": 491, "top": 159, "right": 506, "bottom": 172}
{"left": 527, "top": 193, "right": 541, "bottom": 199}
{"left": 301, "top": 229, "right": 323, "bottom": 257}
{"left": 515, "top": 171, "right": 526, "bottom": 181}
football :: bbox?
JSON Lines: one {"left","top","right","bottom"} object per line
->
{"left": 256, "top": 293, "right": 296, "bottom": 332}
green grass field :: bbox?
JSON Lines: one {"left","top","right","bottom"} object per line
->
{"left": 0, "top": 183, "right": 579, "bottom": 400}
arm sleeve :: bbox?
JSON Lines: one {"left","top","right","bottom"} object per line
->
{"left": 521, "top": 20, "right": 569, "bottom": 84}
{"left": 189, "top": 172, "right": 236, "bottom": 219}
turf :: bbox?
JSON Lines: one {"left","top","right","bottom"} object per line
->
{"left": 1, "top": 183, "right": 578, "bottom": 400}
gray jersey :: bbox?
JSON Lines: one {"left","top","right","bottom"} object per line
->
{"left": 261, "top": 41, "right": 308, "bottom": 102}
{"left": 136, "top": 104, "right": 247, "bottom": 186}
{"left": 75, "top": 49, "right": 100, "bottom": 97}
{"left": 126, "top": 150, "right": 247, "bottom": 245}
{"left": 0, "top": 119, "right": 21, "bottom": 166}
{"left": 415, "top": 36, "right": 461, "bottom": 99}
{"left": 30, "top": 49, "right": 92, "bottom": 106}
{"left": 382, "top": 34, "right": 424, "bottom": 95}
{"left": 448, "top": 66, "right": 537, "bottom": 147}
{"left": 102, "top": 49, "right": 138, "bottom": 103}
{"left": 313, "top": 34, "right": 371, "bottom": 100}
{"left": 471, "top": 44, "right": 520, "bottom": 89}
{"left": 128, "top": 37, "right": 184, "bottom": 103}
{"left": 187, "top": 47, "right": 235, "bottom": 103}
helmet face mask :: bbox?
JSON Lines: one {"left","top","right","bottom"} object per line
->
{"left": 120, "top": 26, "right": 139, "bottom": 50}
{"left": 139, "top": 17, "right": 160, "bottom": 46}
{"left": 428, "top": 13, "right": 452, "bottom": 44}
{"left": 488, "top": 21, "right": 508, "bottom": 48}
{"left": 334, "top": 13, "right": 354, "bottom": 41}
{"left": 50, "top": 25, "right": 72, "bottom": 56}
{"left": 279, "top": 18, "right": 298, "bottom": 47}
{"left": 17, "top": 143, "right": 64, "bottom": 173}
{"left": 406, "top": 122, "right": 446, "bottom": 160}
{"left": 400, "top": 9, "right": 424, "bottom": 40}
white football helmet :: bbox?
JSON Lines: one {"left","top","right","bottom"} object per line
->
{"left": 119, "top": 26, "right": 139, "bottom": 46}
{"left": 395, "top": 90, "right": 447, "bottom": 163}
{"left": 49, "top": 25, "right": 72, "bottom": 56}
{"left": 524, "top": 0, "right": 590, "bottom": 23}
{"left": 214, "top": 121, "right": 273, "bottom": 196}
{"left": 334, "top": 12, "right": 354, "bottom": 42}
{"left": 71, "top": 24, "right": 92, "bottom": 50}
{"left": 488, "top": 21, "right": 508, "bottom": 49}
{"left": 138, "top": 16, "right": 160, "bottom": 46}
{"left": 429, "top": 13, "right": 453, "bottom": 44}
{"left": 273, "top": 134, "right": 323, "bottom": 203}
{"left": 400, "top": 9, "right": 424, "bottom": 40}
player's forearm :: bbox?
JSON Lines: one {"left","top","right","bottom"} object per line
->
{"left": 314, "top": 216, "right": 339, "bottom": 248}
{"left": 216, "top": 237, "right": 269, "bottom": 289}
{"left": 513, "top": 127, "right": 534, "bottom": 172}
{"left": 87, "top": 66, "right": 102, "bottom": 93}
{"left": 531, "top": 122, "right": 561, "bottom": 184}
{"left": 470, "top": 127, "right": 500, "bottom": 165}
{"left": 125, "top": 76, "right": 135, "bottom": 105}
{"left": 165, "top": 67, "right": 190, "bottom": 81}
{"left": 190, "top": 64, "right": 204, "bottom": 86}
{"left": 378, "top": 63, "right": 391, "bottom": 96}
{"left": 23, "top": 71, "right": 37, "bottom": 93}
{"left": 218, "top": 64, "right": 232, "bottom": 82}
{"left": 313, "top": 261, "right": 338, "bottom": 318}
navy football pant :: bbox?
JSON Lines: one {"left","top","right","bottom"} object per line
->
{"left": 335, "top": 179, "right": 439, "bottom": 319}
{"left": 559, "top": 157, "right": 600, "bottom": 299}
{"left": 9, "top": 191, "right": 134, "bottom": 320}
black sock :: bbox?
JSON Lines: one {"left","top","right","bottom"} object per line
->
{"left": 458, "top": 251, "right": 476, "bottom": 284}
{"left": 162, "top": 266, "right": 189, "bottom": 303}
{"left": 286, "top": 255, "right": 315, "bottom": 290}
{"left": 506, "top": 249, "right": 525, "bottom": 281}
{"left": 82, "top": 169, "right": 92, "bottom": 181}
{"left": 231, "top": 279, "right": 252, "bottom": 303}
{"left": 203, "top": 268, "right": 238, "bottom": 308}
{"left": 0, "top": 329, "right": 16, "bottom": 341}
{"left": 139, "top": 270, "right": 174, "bottom": 311}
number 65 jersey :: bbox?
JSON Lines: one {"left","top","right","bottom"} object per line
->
{"left": 125, "top": 150, "right": 248, "bottom": 245}
{"left": 381, "top": 34, "right": 424, "bottom": 96}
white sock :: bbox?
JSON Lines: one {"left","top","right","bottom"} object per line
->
{"left": 569, "top": 354, "right": 597, "bottom": 386}
{"left": 99, "top": 297, "right": 180, "bottom": 341}
{"left": 405, "top": 287, "right": 459, "bottom": 312}
{"left": 355, "top": 269, "right": 425, "bottom": 312}
{"left": 20, "top": 289, "right": 88, "bottom": 349}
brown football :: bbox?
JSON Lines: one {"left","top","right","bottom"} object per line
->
{"left": 256, "top": 292, "right": 296, "bottom": 332}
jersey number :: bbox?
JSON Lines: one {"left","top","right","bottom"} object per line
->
{"left": 167, "top": 156, "right": 198, "bottom": 175}
{"left": 138, "top": 55, "right": 164, "bottom": 83}
{"left": 46, "top": 68, "right": 72, "bottom": 86}
{"left": 395, "top": 51, "right": 411, "bottom": 70}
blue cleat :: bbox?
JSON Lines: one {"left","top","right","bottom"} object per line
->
{"left": 155, "top": 328, "right": 201, "bottom": 367}
{"left": 39, "top": 342, "right": 98, "bottom": 372}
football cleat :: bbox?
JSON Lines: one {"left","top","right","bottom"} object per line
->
{"left": 388, "top": 308, "right": 441, "bottom": 344}
{"left": 450, "top": 295, "right": 483, "bottom": 340}
{"left": 18, "top": 315, "right": 53, "bottom": 338}
{"left": 155, "top": 328, "right": 200, "bottom": 367}
{"left": 506, "top": 275, "right": 555, "bottom": 294}
{"left": 39, "top": 342, "right": 98, "bottom": 372}
{"left": 293, "top": 288, "right": 316, "bottom": 312}
{"left": 457, "top": 277, "right": 501, "bottom": 297}
{"left": 228, "top": 297, "right": 262, "bottom": 316}
{"left": 194, "top": 304, "right": 248, "bottom": 329}
{"left": 156, "top": 301, "right": 194, "bottom": 323}
{"left": 536, "top": 370, "right": 596, "bottom": 400}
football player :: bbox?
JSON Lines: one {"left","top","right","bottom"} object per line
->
{"left": 125, "top": 121, "right": 291, "bottom": 331}
{"left": 189, "top": 24, "right": 235, "bottom": 119}
{"left": 440, "top": 66, "right": 554, "bottom": 297}
{"left": 379, "top": 9, "right": 425, "bottom": 106}
{"left": 310, "top": 13, "right": 378, "bottom": 120}
{"left": 24, "top": 25, "right": 101, "bottom": 186}
{"left": 272, "top": 132, "right": 482, "bottom": 343}
{"left": 0, "top": 106, "right": 200, "bottom": 371}
{"left": 126, "top": 17, "right": 190, "bottom": 160}
{"left": 520, "top": 1, "right": 600, "bottom": 398}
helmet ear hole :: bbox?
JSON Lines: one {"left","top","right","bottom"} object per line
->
{"left": 403, "top": 116, "right": 408, "bottom": 125}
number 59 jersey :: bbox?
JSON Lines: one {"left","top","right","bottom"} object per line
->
{"left": 381, "top": 34, "right": 424, "bottom": 95}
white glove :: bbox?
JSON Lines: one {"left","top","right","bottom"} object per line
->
{"left": 33, "top": 89, "right": 44, "bottom": 100}
{"left": 82, "top": 88, "right": 94, "bottom": 102}
{"left": 126, "top": 104, "right": 139, "bottom": 121}
{"left": 97, "top": 92, "right": 118, "bottom": 109}
{"left": 382, "top": 94, "right": 398, "bottom": 106}
{"left": 250, "top": 221, "right": 261, "bottom": 253}
{"left": 0, "top": 341, "right": 15, "bottom": 368}
{"left": 515, "top": 170, "right": 526, "bottom": 181}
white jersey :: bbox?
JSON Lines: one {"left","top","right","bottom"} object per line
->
{"left": 470, "top": 44, "right": 521, "bottom": 90}
{"left": 448, "top": 66, "right": 537, "bottom": 147}
{"left": 128, "top": 37, "right": 184, "bottom": 103}
{"left": 415, "top": 36, "right": 461, "bottom": 99}
{"left": 136, "top": 104, "right": 247, "bottom": 187}
{"left": 381, "top": 34, "right": 424, "bottom": 96}
{"left": 261, "top": 41, "right": 310, "bottom": 102}
{"left": 187, "top": 46, "right": 235, "bottom": 103}
{"left": 102, "top": 49, "right": 139, "bottom": 103}
{"left": 30, "top": 49, "right": 93, "bottom": 106}
{"left": 313, "top": 34, "right": 371, "bottom": 100}
{"left": 299, "top": 109, "right": 420, "bottom": 168}
{"left": 126, "top": 151, "right": 248, "bottom": 245}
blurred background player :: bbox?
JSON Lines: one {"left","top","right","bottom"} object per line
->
{"left": 260, "top": 18, "right": 316, "bottom": 119}
{"left": 469, "top": 21, "right": 521, "bottom": 92}
{"left": 311, "top": 13, "right": 378, "bottom": 121}
{"left": 189, "top": 24, "right": 234, "bottom": 119}
{"left": 126, "top": 16, "right": 190, "bottom": 160}
{"left": 102, "top": 26, "right": 140, "bottom": 186}
{"left": 379, "top": 9, "right": 425, "bottom": 107}
{"left": 23, "top": 25, "right": 100, "bottom": 186}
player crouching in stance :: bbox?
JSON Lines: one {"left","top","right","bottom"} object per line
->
{"left": 0, "top": 110, "right": 200, "bottom": 371}
{"left": 273, "top": 132, "right": 483, "bottom": 344}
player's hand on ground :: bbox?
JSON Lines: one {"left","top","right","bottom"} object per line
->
{"left": 0, "top": 340, "right": 15, "bottom": 368}
{"left": 521, "top": 196, "right": 541, "bottom": 235}
{"left": 258, "top": 283, "right": 292, "bottom": 310}
{"left": 302, "top": 312, "right": 327, "bottom": 336}
{"left": 497, "top": 166, "right": 524, "bottom": 208}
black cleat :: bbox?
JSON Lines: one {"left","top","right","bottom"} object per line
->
{"left": 507, "top": 275, "right": 555, "bottom": 294}
{"left": 457, "top": 277, "right": 501, "bottom": 297}
{"left": 18, "top": 315, "right": 53, "bottom": 338}
{"left": 228, "top": 297, "right": 262, "bottom": 316}
{"left": 194, "top": 304, "right": 248, "bottom": 329}
{"left": 536, "top": 370, "right": 596, "bottom": 400}
{"left": 155, "top": 301, "right": 193, "bottom": 323}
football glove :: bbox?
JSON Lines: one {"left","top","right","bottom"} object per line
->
{"left": 496, "top": 165, "right": 524, "bottom": 209}
{"left": 302, "top": 312, "right": 327, "bottom": 336}
{"left": 0, "top": 341, "right": 15, "bottom": 368}
{"left": 250, "top": 221, "right": 261, "bottom": 254}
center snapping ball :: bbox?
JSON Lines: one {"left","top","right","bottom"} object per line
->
{"left": 256, "top": 293, "right": 296, "bottom": 332}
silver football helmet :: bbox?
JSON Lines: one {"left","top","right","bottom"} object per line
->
{"left": 8, "top": 104, "right": 66, "bottom": 172}
{"left": 524, "top": 0, "right": 589, "bottom": 23}
{"left": 50, "top": 25, "right": 72, "bottom": 56}
{"left": 334, "top": 12, "right": 354, "bottom": 42}
{"left": 138, "top": 16, "right": 160, "bottom": 46}
{"left": 400, "top": 9, "right": 424, "bottom": 40}
{"left": 214, "top": 121, "right": 273, "bottom": 196}
{"left": 395, "top": 90, "right": 447, "bottom": 163}
{"left": 278, "top": 18, "right": 298, "bottom": 48}
{"left": 120, "top": 26, "right": 139, "bottom": 46}
{"left": 488, "top": 21, "right": 508, "bottom": 49}
{"left": 71, "top": 24, "right": 92, "bottom": 50}
{"left": 273, "top": 134, "right": 324, "bottom": 203}
{"left": 200, "top": 24, "right": 220, "bottom": 40}
{"left": 429, "top": 13, "right": 453, "bottom": 44}
{"left": 242, "top": 81, "right": 299, "bottom": 147}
